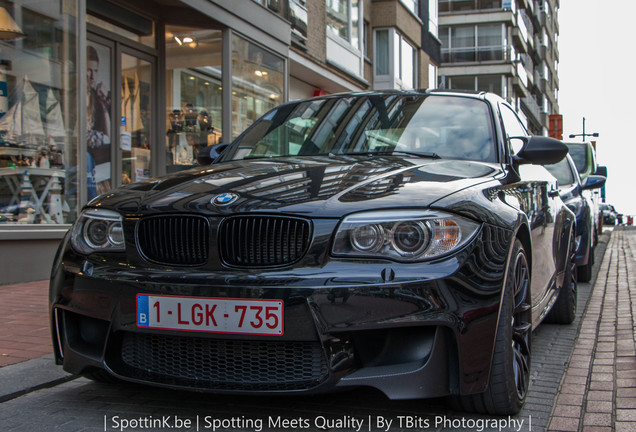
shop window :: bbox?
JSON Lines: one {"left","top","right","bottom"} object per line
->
{"left": 86, "top": 40, "right": 113, "bottom": 199}
{"left": 231, "top": 34, "right": 284, "bottom": 140}
{"left": 0, "top": 1, "right": 78, "bottom": 225}
{"left": 165, "top": 26, "right": 223, "bottom": 172}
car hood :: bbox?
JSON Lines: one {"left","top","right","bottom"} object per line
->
{"left": 94, "top": 156, "right": 503, "bottom": 218}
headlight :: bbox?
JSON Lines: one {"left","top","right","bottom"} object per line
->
{"left": 70, "top": 209, "right": 125, "bottom": 254}
{"left": 332, "top": 210, "right": 480, "bottom": 262}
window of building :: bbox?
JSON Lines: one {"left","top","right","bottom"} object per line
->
{"left": 441, "top": 75, "right": 503, "bottom": 96}
{"left": 429, "top": 0, "right": 438, "bottom": 37}
{"left": 440, "top": 24, "right": 506, "bottom": 63}
{"left": 327, "top": 0, "right": 359, "bottom": 46}
{"left": 375, "top": 30, "right": 390, "bottom": 76}
{"left": 398, "top": 37, "right": 416, "bottom": 89}
{"left": 439, "top": 0, "right": 503, "bottom": 13}
{"left": 374, "top": 29, "right": 417, "bottom": 90}
{"left": 0, "top": 0, "right": 78, "bottom": 225}
{"left": 428, "top": 64, "right": 438, "bottom": 89}
{"left": 326, "top": 0, "right": 364, "bottom": 77}
{"left": 399, "top": 0, "right": 418, "bottom": 15}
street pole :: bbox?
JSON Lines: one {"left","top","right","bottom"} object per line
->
{"left": 582, "top": 117, "right": 585, "bottom": 142}
{"left": 569, "top": 117, "right": 598, "bottom": 142}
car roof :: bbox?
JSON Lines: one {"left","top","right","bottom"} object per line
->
{"left": 292, "top": 88, "right": 496, "bottom": 103}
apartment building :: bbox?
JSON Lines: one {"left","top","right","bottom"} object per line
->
{"left": 0, "top": 0, "right": 440, "bottom": 283}
{"left": 437, "top": 0, "right": 559, "bottom": 135}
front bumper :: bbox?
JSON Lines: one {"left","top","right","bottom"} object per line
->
{"left": 50, "top": 224, "right": 511, "bottom": 399}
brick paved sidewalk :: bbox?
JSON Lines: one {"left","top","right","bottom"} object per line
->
{"left": 549, "top": 226, "right": 636, "bottom": 432}
{"left": 0, "top": 280, "right": 51, "bottom": 367}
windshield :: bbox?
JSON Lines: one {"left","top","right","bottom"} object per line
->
{"left": 566, "top": 144, "right": 588, "bottom": 175}
{"left": 222, "top": 94, "right": 497, "bottom": 163}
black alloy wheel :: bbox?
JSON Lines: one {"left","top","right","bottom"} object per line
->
{"left": 454, "top": 239, "right": 531, "bottom": 415}
{"left": 510, "top": 242, "right": 532, "bottom": 402}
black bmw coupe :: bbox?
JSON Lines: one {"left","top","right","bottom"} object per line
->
{"left": 50, "top": 90, "right": 576, "bottom": 415}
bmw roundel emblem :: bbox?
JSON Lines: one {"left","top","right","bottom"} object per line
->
{"left": 212, "top": 193, "right": 239, "bottom": 206}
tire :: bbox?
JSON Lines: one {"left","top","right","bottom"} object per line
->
{"left": 577, "top": 245, "right": 594, "bottom": 283}
{"left": 546, "top": 229, "right": 577, "bottom": 324}
{"left": 453, "top": 239, "right": 532, "bottom": 415}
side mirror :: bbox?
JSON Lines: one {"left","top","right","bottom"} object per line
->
{"left": 582, "top": 174, "right": 606, "bottom": 191}
{"left": 596, "top": 165, "right": 608, "bottom": 177}
{"left": 197, "top": 143, "right": 230, "bottom": 165}
{"left": 514, "top": 136, "right": 568, "bottom": 166}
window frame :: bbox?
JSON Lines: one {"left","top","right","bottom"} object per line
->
{"left": 373, "top": 28, "right": 418, "bottom": 90}
{"left": 440, "top": 23, "right": 507, "bottom": 64}
{"left": 326, "top": 0, "right": 364, "bottom": 77}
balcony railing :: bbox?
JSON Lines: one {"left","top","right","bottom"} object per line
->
{"left": 440, "top": 0, "right": 511, "bottom": 13}
{"left": 441, "top": 45, "right": 510, "bottom": 63}
{"left": 521, "top": 96, "right": 542, "bottom": 123}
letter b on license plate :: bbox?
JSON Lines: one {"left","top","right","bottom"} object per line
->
{"left": 136, "top": 294, "right": 284, "bottom": 336}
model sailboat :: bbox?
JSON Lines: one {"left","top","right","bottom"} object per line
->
{"left": 0, "top": 75, "right": 45, "bottom": 147}
{"left": 45, "top": 88, "right": 66, "bottom": 140}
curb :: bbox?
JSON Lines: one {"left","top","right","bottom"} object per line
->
{"left": 0, "top": 354, "right": 77, "bottom": 403}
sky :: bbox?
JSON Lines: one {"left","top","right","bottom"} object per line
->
{"left": 558, "top": 0, "right": 636, "bottom": 216}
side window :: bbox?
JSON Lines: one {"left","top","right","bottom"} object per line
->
{"left": 499, "top": 104, "right": 528, "bottom": 154}
{"left": 545, "top": 158, "right": 575, "bottom": 187}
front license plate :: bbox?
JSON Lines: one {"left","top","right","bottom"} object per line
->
{"left": 136, "top": 294, "right": 284, "bottom": 336}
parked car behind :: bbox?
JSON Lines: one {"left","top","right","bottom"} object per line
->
{"left": 546, "top": 155, "right": 605, "bottom": 282}
{"left": 50, "top": 90, "right": 576, "bottom": 416}
{"left": 565, "top": 142, "right": 602, "bottom": 242}
{"left": 600, "top": 203, "right": 618, "bottom": 225}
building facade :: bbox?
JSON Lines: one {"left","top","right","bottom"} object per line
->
{"left": 437, "top": 0, "right": 559, "bottom": 135}
{"left": 0, "top": 0, "right": 440, "bottom": 284}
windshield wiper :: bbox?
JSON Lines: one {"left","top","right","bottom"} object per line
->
{"left": 388, "top": 150, "right": 441, "bottom": 159}
{"left": 339, "top": 151, "right": 440, "bottom": 159}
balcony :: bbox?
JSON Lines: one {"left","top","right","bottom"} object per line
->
{"left": 512, "top": 28, "right": 527, "bottom": 54}
{"left": 521, "top": 96, "right": 542, "bottom": 124}
{"left": 440, "top": 0, "right": 518, "bottom": 15}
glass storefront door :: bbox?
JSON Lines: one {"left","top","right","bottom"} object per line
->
{"left": 121, "top": 51, "right": 153, "bottom": 184}
{"left": 165, "top": 26, "right": 223, "bottom": 173}
{"left": 86, "top": 37, "right": 114, "bottom": 200}
{"left": 87, "top": 28, "right": 156, "bottom": 196}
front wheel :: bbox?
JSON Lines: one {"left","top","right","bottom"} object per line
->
{"left": 453, "top": 239, "right": 532, "bottom": 415}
